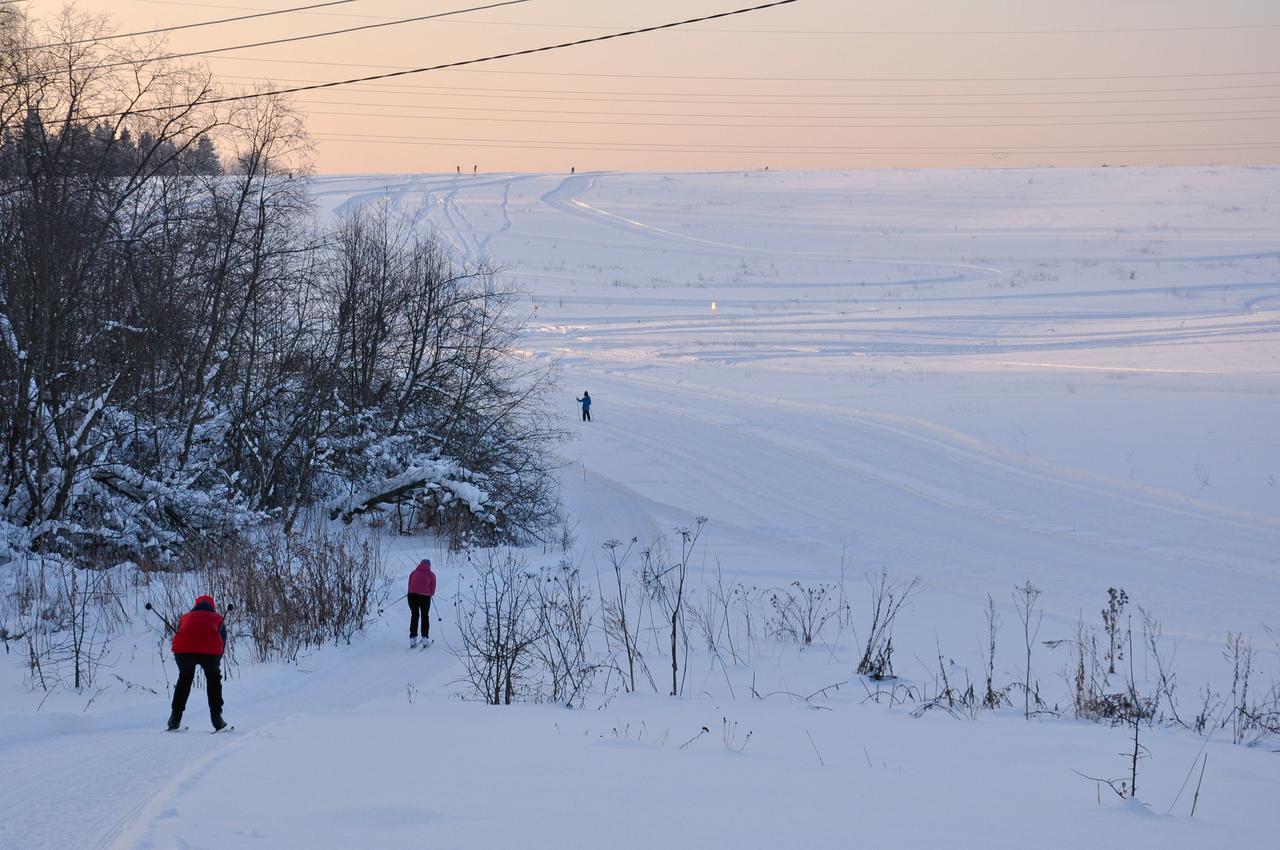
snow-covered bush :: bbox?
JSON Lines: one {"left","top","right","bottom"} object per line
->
{"left": 0, "top": 10, "right": 562, "bottom": 569}
{"left": 140, "top": 524, "right": 385, "bottom": 664}
{"left": 0, "top": 555, "right": 127, "bottom": 691}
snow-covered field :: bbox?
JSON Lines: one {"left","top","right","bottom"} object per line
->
{"left": 3, "top": 167, "right": 1279, "bottom": 848}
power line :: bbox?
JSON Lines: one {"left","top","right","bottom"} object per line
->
{"left": 19, "top": 0, "right": 367, "bottom": 51}
{"left": 295, "top": 92, "right": 1280, "bottom": 108}
{"left": 36, "top": 0, "right": 533, "bottom": 74}
{"left": 308, "top": 131, "right": 1280, "bottom": 156}
{"left": 217, "top": 74, "right": 1280, "bottom": 102}
{"left": 195, "top": 52, "right": 1280, "bottom": 85}
{"left": 393, "top": 21, "right": 1280, "bottom": 36}
{"left": 301, "top": 106, "right": 1280, "bottom": 130}
{"left": 74, "top": 0, "right": 803, "bottom": 121}
{"left": 370, "top": 67, "right": 1280, "bottom": 84}
{"left": 295, "top": 98, "right": 1280, "bottom": 122}
{"left": 123, "top": 1, "right": 1280, "bottom": 35}
{"left": 313, "top": 131, "right": 1280, "bottom": 151}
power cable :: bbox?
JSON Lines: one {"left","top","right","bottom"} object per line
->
{"left": 72, "top": 0, "right": 803, "bottom": 121}
{"left": 308, "top": 132, "right": 1280, "bottom": 156}
{"left": 291, "top": 89, "right": 1280, "bottom": 108}
{"left": 124, "top": 1, "right": 1280, "bottom": 35}
{"left": 192, "top": 52, "right": 1280, "bottom": 85}
{"left": 32, "top": 1, "right": 533, "bottom": 73}
{"left": 294, "top": 98, "right": 1280, "bottom": 122}
{"left": 18, "top": 1, "right": 368, "bottom": 51}
{"left": 311, "top": 131, "right": 1280, "bottom": 151}
{"left": 300, "top": 107, "right": 1280, "bottom": 129}
{"left": 216, "top": 76, "right": 1280, "bottom": 102}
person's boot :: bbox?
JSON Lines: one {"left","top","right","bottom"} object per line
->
{"left": 211, "top": 712, "right": 228, "bottom": 732}
{"left": 410, "top": 636, "right": 418, "bottom": 648}
{"left": 166, "top": 709, "right": 183, "bottom": 731}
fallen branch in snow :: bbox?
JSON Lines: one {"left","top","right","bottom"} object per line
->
{"left": 330, "top": 464, "right": 489, "bottom": 527}
{"left": 805, "top": 729, "right": 825, "bottom": 766}
{"left": 678, "top": 726, "right": 710, "bottom": 750}
{"left": 1071, "top": 768, "right": 1128, "bottom": 801}
{"left": 112, "top": 674, "right": 159, "bottom": 695}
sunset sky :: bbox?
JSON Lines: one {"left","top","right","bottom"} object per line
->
{"left": 19, "top": 0, "right": 1280, "bottom": 172}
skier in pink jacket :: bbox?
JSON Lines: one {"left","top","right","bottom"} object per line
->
{"left": 407, "top": 559, "right": 437, "bottom": 647}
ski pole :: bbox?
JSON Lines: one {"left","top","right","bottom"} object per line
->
{"left": 378, "top": 594, "right": 406, "bottom": 615}
{"left": 143, "top": 602, "right": 176, "bottom": 634}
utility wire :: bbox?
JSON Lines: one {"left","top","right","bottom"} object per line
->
{"left": 33, "top": 0, "right": 533, "bottom": 74}
{"left": 216, "top": 74, "right": 1280, "bottom": 101}
{"left": 300, "top": 107, "right": 1280, "bottom": 130}
{"left": 295, "top": 98, "right": 1280, "bottom": 121}
{"left": 294, "top": 92, "right": 1280, "bottom": 108}
{"left": 313, "top": 132, "right": 1280, "bottom": 151}
{"left": 307, "top": 131, "right": 1280, "bottom": 156}
{"left": 18, "top": 1, "right": 368, "bottom": 51}
{"left": 394, "top": 21, "right": 1280, "bottom": 36}
{"left": 74, "top": 0, "right": 802, "bottom": 120}
{"left": 191, "top": 52, "right": 1280, "bottom": 85}
{"left": 123, "top": 1, "right": 1280, "bottom": 35}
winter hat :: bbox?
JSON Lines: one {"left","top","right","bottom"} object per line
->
{"left": 418, "top": 559, "right": 431, "bottom": 570}
{"left": 194, "top": 594, "right": 216, "bottom": 609}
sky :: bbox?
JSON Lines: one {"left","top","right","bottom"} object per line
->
{"left": 16, "top": 0, "right": 1280, "bottom": 173}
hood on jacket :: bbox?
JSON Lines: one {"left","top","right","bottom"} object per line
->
{"left": 414, "top": 559, "right": 432, "bottom": 571}
{"left": 193, "top": 594, "right": 217, "bottom": 612}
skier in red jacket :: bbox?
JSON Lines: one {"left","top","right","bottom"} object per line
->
{"left": 407, "top": 559, "right": 437, "bottom": 647}
{"left": 167, "top": 594, "right": 229, "bottom": 731}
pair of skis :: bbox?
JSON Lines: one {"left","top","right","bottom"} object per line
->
{"left": 166, "top": 725, "right": 235, "bottom": 734}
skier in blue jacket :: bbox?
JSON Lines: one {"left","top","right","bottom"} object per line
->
{"left": 576, "top": 391, "right": 592, "bottom": 422}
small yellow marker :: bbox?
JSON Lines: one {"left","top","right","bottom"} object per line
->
{"left": 711, "top": 301, "right": 717, "bottom": 312}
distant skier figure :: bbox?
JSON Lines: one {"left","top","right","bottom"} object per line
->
{"left": 167, "top": 594, "right": 228, "bottom": 731}
{"left": 571, "top": 166, "right": 575, "bottom": 175}
{"left": 577, "top": 390, "right": 592, "bottom": 422}
{"left": 408, "top": 559, "right": 437, "bottom": 648}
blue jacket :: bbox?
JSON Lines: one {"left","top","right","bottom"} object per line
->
{"left": 578, "top": 395, "right": 591, "bottom": 410}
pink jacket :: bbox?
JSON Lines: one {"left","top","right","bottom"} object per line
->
{"left": 408, "top": 560, "right": 436, "bottom": 596}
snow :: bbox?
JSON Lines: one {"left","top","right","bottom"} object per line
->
{"left": 3, "top": 167, "right": 1279, "bottom": 848}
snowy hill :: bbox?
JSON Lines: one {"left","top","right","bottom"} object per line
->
{"left": 3, "top": 167, "right": 1278, "bottom": 848}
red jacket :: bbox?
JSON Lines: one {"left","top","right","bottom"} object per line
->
{"left": 407, "top": 560, "right": 436, "bottom": 596}
{"left": 172, "top": 595, "right": 226, "bottom": 656}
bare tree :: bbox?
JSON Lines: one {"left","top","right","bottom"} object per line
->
{"left": 1, "top": 9, "right": 563, "bottom": 570}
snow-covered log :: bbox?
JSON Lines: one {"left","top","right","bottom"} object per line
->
{"left": 330, "top": 461, "right": 490, "bottom": 525}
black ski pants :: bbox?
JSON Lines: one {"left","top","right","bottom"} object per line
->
{"left": 581, "top": 407, "right": 591, "bottom": 422}
{"left": 172, "top": 653, "right": 223, "bottom": 719}
{"left": 408, "top": 593, "right": 432, "bottom": 638}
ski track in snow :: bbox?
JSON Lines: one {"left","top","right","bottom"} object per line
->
{"left": 0, "top": 609, "right": 456, "bottom": 850}
{"left": 420, "top": 168, "right": 1280, "bottom": 629}
{"left": 5, "top": 168, "right": 1279, "bottom": 848}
